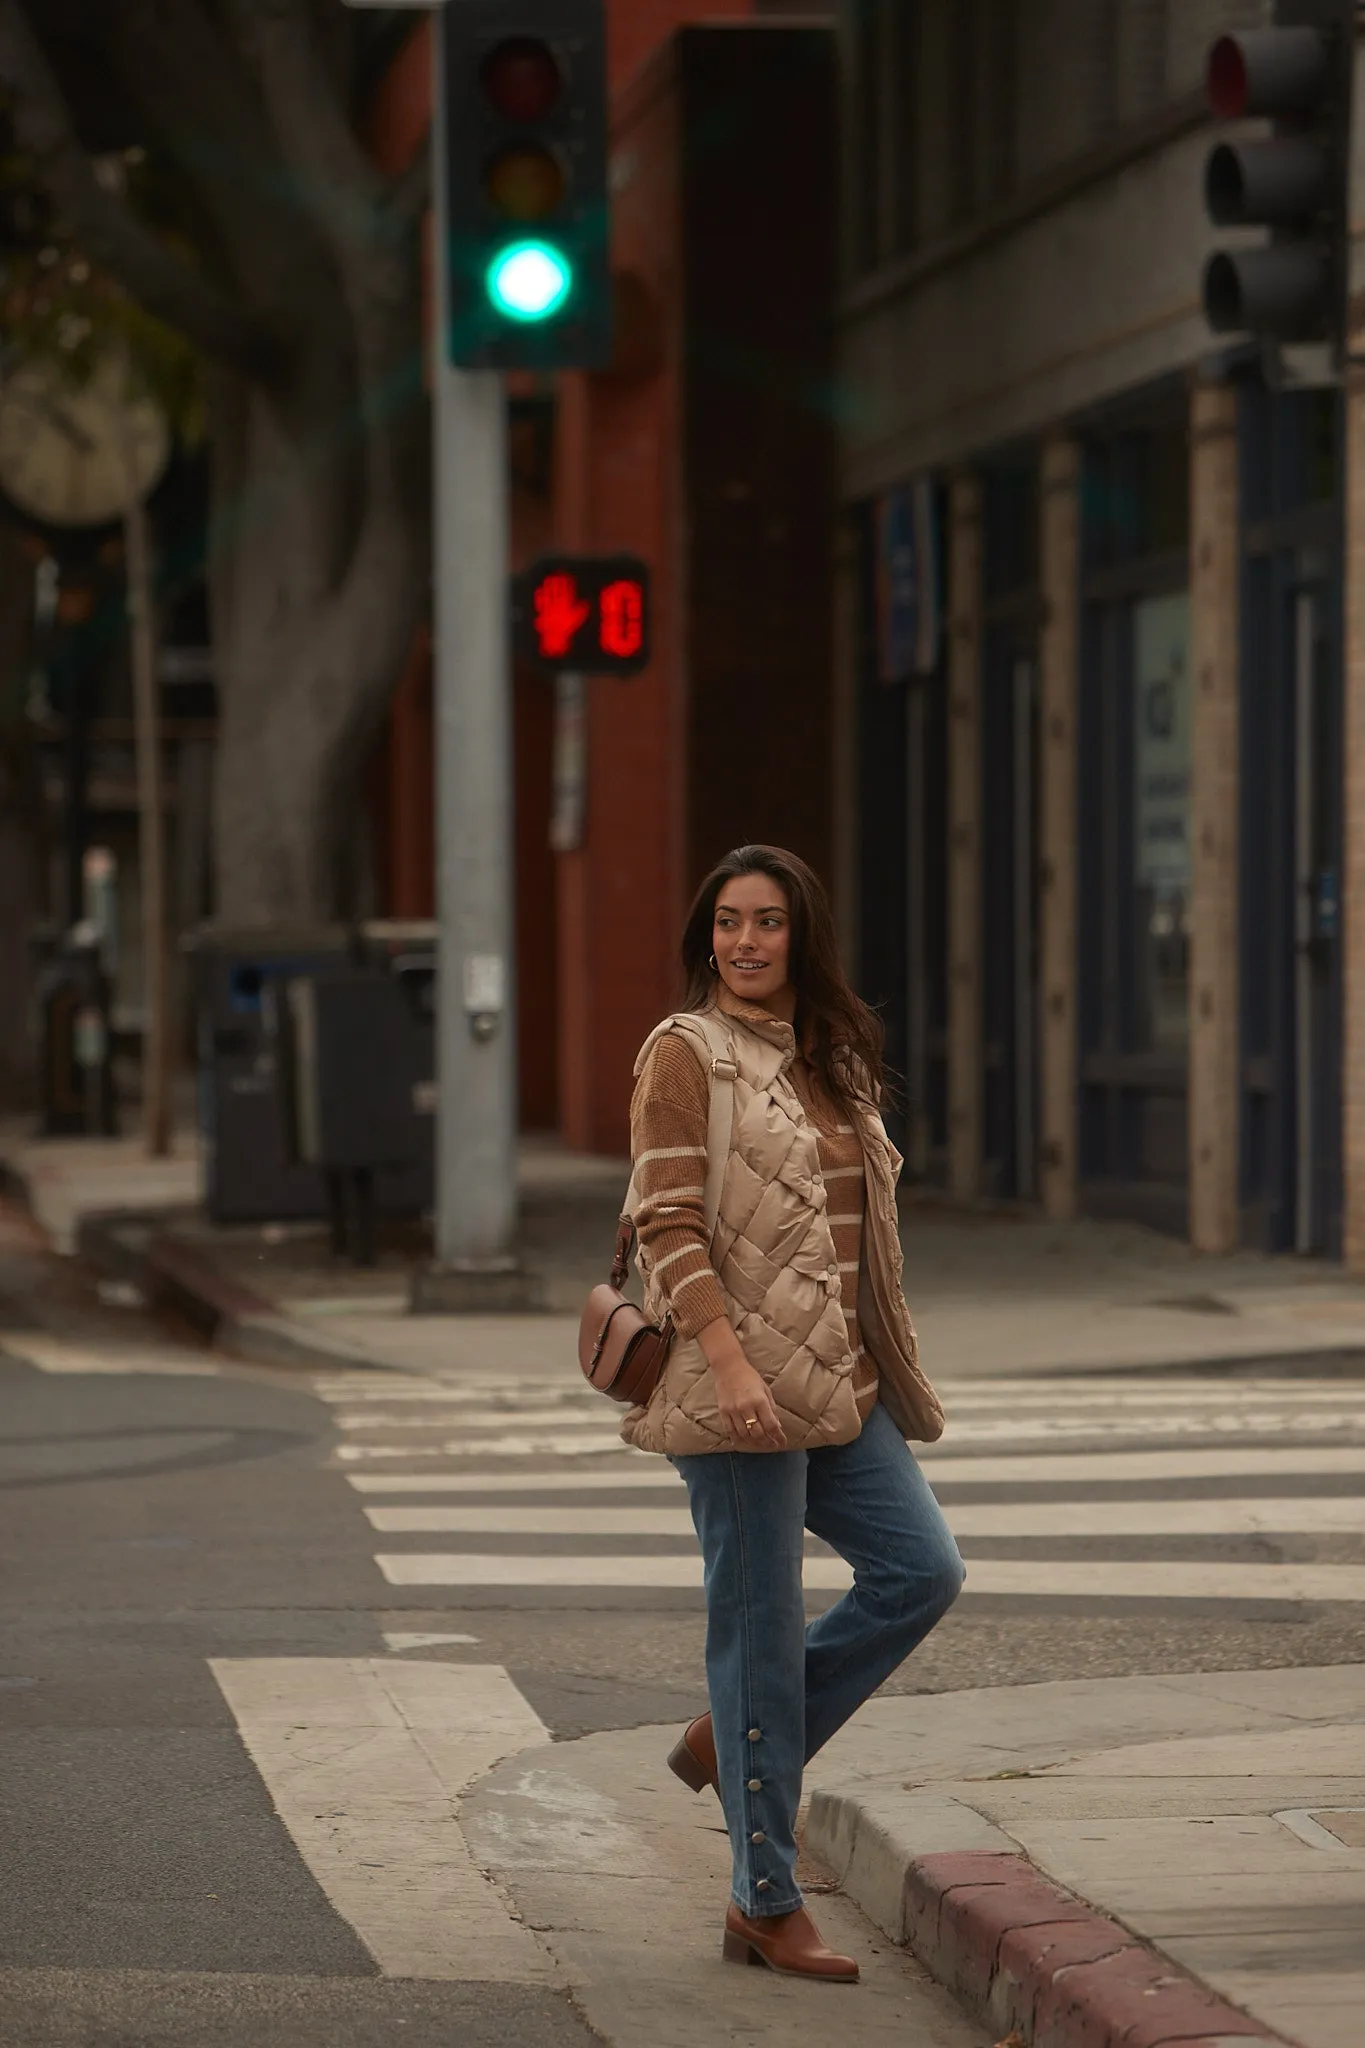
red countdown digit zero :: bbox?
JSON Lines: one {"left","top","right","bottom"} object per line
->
{"left": 598, "top": 577, "right": 644, "bottom": 659}
{"left": 513, "top": 555, "right": 650, "bottom": 676}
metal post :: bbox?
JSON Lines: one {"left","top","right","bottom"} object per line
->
{"left": 415, "top": 6, "right": 538, "bottom": 1309}
{"left": 122, "top": 444, "right": 172, "bottom": 1158}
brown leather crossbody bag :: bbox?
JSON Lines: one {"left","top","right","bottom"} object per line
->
{"left": 578, "top": 1017, "right": 737, "bottom": 1405}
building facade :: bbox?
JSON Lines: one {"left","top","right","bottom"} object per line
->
{"left": 838, "top": 0, "right": 1360, "bottom": 1260}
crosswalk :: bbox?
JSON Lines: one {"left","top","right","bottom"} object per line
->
{"left": 314, "top": 1367, "right": 1365, "bottom": 1609}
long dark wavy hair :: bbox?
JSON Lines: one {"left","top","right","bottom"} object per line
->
{"left": 680, "top": 844, "right": 887, "bottom": 1109}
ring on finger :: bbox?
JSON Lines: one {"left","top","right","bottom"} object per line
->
{"left": 743, "top": 1416, "right": 758, "bottom": 1431}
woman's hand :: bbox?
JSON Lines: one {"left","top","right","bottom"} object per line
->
{"left": 697, "top": 1318, "right": 788, "bottom": 1451}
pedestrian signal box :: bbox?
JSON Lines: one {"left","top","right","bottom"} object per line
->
{"left": 442, "top": 0, "right": 610, "bottom": 369}
{"left": 511, "top": 556, "right": 650, "bottom": 676}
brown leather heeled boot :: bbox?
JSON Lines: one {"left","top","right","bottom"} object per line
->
{"left": 722, "top": 1903, "right": 860, "bottom": 1982}
{"left": 666, "top": 1713, "right": 718, "bottom": 1795}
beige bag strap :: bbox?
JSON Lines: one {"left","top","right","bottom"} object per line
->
{"left": 621, "top": 1011, "right": 737, "bottom": 1248}
{"left": 691, "top": 1011, "right": 739, "bottom": 1239}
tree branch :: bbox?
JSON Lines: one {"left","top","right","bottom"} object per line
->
{"left": 0, "top": 0, "right": 276, "bottom": 375}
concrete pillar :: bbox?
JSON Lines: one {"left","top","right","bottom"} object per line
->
{"left": 1344, "top": 335, "right": 1365, "bottom": 1272}
{"left": 1188, "top": 378, "right": 1241, "bottom": 1255}
{"left": 947, "top": 470, "right": 983, "bottom": 1202}
{"left": 1038, "top": 434, "right": 1080, "bottom": 1220}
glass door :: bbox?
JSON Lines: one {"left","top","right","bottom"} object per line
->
{"left": 1079, "top": 580, "right": 1192, "bottom": 1229}
{"left": 1291, "top": 581, "right": 1342, "bottom": 1254}
{"left": 982, "top": 629, "right": 1039, "bottom": 1198}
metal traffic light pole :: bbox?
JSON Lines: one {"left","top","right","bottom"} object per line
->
{"left": 413, "top": 2, "right": 533, "bottom": 1310}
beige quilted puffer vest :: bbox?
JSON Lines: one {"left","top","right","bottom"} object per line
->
{"left": 621, "top": 1003, "right": 945, "bottom": 1457}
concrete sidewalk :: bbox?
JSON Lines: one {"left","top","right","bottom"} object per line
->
{"left": 7, "top": 1120, "right": 1365, "bottom": 1382}
{"left": 804, "top": 1664, "right": 1364, "bottom": 2048}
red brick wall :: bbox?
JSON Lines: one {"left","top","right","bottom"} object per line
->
{"left": 556, "top": 21, "right": 835, "bottom": 1156}
{"left": 608, "top": 0, "right": 751, "bottom": 83}
{"left": 553, "top": 42, "right": 688, "bottom": 1154}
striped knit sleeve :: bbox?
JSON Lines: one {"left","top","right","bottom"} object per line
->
{"left": 629, "top": 1030, "right": 729, "bottom": 1340}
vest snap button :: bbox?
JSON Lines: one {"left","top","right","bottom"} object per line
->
{"left": 747, "top": 1777, "right": 762, "bottom": 1791}
{"left": 751, "top": 1831, "right": 766, "bottom": 1844}
{"left": 748, "top": 1728, "right": 761, "bottom": 1741}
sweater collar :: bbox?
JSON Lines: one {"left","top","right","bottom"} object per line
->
{"left": 714, "top": 982, "right": 797, "bottom": 1060}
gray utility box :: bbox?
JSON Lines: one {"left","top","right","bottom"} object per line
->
{"left": 192, "top": 923, "right": 435, "bottom": 1226}
{"left": 193, "top": 925, "right": 350, "bottom": 1224}
{"left": 286, "top": 974, "right": 424, "bottom": 1172}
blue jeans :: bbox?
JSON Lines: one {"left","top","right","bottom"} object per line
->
{"left": 673, "top": 1399, "right": 964, "bottom": 1918}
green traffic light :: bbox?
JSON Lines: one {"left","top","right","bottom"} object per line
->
{"left": 486, "top": 239, "right": 572, "bottom": 322}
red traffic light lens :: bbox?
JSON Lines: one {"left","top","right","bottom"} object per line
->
{"left": 481, "top": 37, "right": 562, "bottom": 124}
{"left": 1207, "top": 36, "right": 1248, "bottom": 119}
{"left": 1206, "top": 27, "right": 1328, "bottom": 121}
{"left": 485, "top": 144, "right": 565, "bottom": 221}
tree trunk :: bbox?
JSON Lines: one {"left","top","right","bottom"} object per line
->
{"left": 207, "top": 316, "right": 425, "bottom": 926}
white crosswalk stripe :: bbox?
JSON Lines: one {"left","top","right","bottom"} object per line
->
{"left": 208, "top": 1657, "right": 556, "bottom": 1981}
{"left": 315, "top": 1368, "right": 1365, "bottom": 1609}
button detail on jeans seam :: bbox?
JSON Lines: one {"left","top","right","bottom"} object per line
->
{"left": 751, "top": 1831, "right": 766, "bottom": 1844}
{"left": 747, "top": 1778, "right": 762, "bottom": 1791}
{"left": 747, "top": 1728, "right": 761, "bottom": 1741}
{"left": 756, "top": 1879, "right": 772, "bottom": 1891}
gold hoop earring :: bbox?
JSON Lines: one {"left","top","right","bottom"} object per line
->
{"left": 709, "top": 954, "right": 718, "bottom": 972}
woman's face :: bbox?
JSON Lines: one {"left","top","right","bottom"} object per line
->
{"left": 712, "top": 872, "right": 793, "bottom": 1014}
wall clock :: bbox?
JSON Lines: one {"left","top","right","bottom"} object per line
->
{"left": 0, "top": 353, "right": 171, "bottom": 530}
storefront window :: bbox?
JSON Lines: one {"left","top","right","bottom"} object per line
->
{"left": 1132, "top": 591, "right": 1190, "bottom": 1055}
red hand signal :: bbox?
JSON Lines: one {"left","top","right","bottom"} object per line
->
{"left": 533, "top": 572, "right": 591, "bottom": 658}
{"left": 598, "top": 578, "right": 644, "bottom": 659}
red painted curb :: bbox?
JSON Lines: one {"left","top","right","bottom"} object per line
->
{"left": 905, "top": 1851, "right": 1285, "bottom": 2048}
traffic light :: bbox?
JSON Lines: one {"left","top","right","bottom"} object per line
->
{"left": 1201, "top": 3, "right": 1353, "bottom": 361}
{"left": 511, "top": 556, "right": 650, "bottom": 676}
{"left": 441, "top": 1, "right": 611, "bottom": 370}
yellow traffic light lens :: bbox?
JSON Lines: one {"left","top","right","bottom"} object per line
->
{"left": 485, "top": 144, "right": 565, "bottom": 222}
{"left": 487, "top": 240, "right": 572, "bottom": 322}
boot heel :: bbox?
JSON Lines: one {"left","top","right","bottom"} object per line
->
{"left": 722, "top": 1931, "right": 763, "bottom": 1968}
{"left": 667, "top": 1734, "right": 712, "bottom": 1794}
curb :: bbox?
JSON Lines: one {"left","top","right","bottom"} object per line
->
{"left": 806, "top": 1792, "right": 1287, "bottom": 2048}
{"left": 75, "top": 1213, "right": 403, "bottom": 1375}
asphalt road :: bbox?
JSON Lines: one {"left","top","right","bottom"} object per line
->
{"left": 3, "top": 1194, "right": 1363, "bottom": 2046}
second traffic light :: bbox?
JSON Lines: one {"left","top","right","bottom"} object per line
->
{"left": 442, "top": 0, "right": 611, "bottom": 370}
{"left": 1201, "top": 3, "right": 1353, "bottom": 360}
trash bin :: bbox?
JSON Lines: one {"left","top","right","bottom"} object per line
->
{"left": 281, "top": 971, "right": 426, "bottom": 1265}
{"left": 191, "top": 925, "right": 351, "bottom": 1223}
{"left": 32, "top": 921, "right": 118, "bottom": 1138}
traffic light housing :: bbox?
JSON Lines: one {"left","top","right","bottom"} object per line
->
{"left": 1201, "top": 2, "right": 1353, "bottom": 362}
{"left": 441, "top": 0, "right": 611, "bottom": 370}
